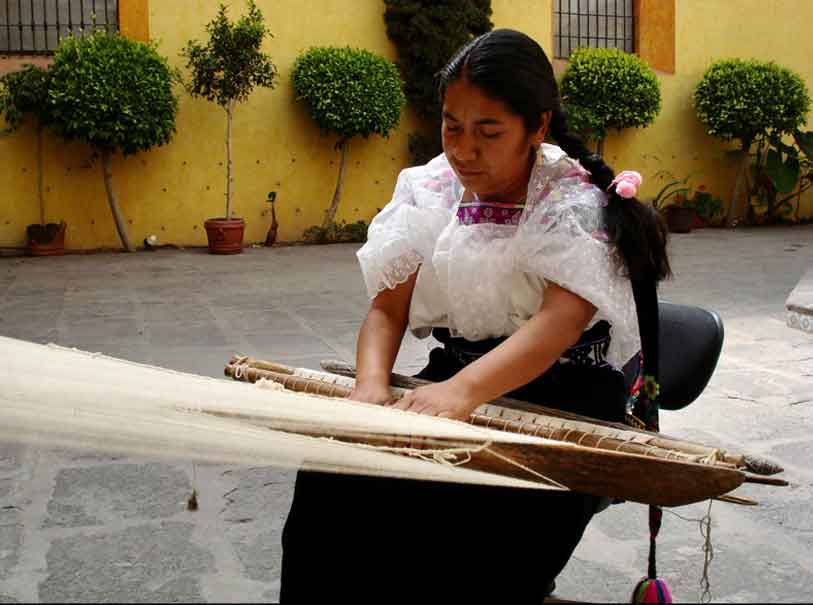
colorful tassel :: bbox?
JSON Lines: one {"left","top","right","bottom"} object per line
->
{"left": 630, "top": 505, "right": 673, "bottom": 603}
{"left": 631, "top": 577, "right": 673, "bottom": 604}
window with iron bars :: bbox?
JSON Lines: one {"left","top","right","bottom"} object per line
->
{"left": 1, "top": 0, "right": 119, "bottom": 55}
{"left": 554, "top": 0, "right": 635, "bottom": 59}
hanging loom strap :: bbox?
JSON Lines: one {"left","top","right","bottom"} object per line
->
{"left": 648, "top": 505, "right": 663, "bottom": 578}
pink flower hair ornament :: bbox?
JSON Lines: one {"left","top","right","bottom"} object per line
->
{"left": 609, "top": 170, "right": 643, "bottom": 199}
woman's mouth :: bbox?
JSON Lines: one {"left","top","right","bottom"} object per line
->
{"left": 456, "top": 166, "right": 484, "bottom": 177}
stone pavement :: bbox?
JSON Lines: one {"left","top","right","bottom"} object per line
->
{"left": 0, "top": 225, "right": 811, "bottom": 603}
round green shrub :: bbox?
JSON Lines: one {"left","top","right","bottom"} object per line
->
{"left": 560, "top": 47, "right": 661, "bottom": 141}
{"left": 48, "top": 31, "right": 179, "bottom": 155}
{"left": 0, "top": 65, "right": 51, "bottom": 131}
{"left": 291, "top": 46, "right": 406, "bottom": 142}
{"left": 694, "top": 58, "right": 810, "bottom": 148}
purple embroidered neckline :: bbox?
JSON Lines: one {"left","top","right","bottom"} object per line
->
{"left": 457, "top": 201, "right": 524, "bottom": 226}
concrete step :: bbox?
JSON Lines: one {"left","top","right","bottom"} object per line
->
{"left": 786, "top": 267, "right": 813, "bottom": 333}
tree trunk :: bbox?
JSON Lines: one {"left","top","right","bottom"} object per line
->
{"left": 596, "top": 137, "right": 605, "bottom": 158}
{"left": 323, "top": 139, "right": 348, "bottom": 229}
{"left": 101, "top": 150, "right": 135, "bottom": 252}
{"left": 727, "top": 144, "right": 751, "bottom": 227}
{"left": 36, "top": 121, "right": 45, "bottom": 226}
{"left": 225, "top": 103, "right": 234, "bottom": 221}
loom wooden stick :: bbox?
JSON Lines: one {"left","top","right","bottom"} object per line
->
{"left": 229, "top": 355, "right": 296, "bottom": 375}
{"left": 202, "top": 396, "right": 747, "bottom": 507}
{"left": 742, "top": 474, "right": 789, "bottom": 487}
{"left": 225, "top": 365, "right": 353, "bottom": 398}
{"left": 229, "top": 358, "right": 774, "bottom": 474}
{"left": 224, "top": 360, "right": 767, "bottom": 501}
{"left": 318, "top": 359, "right": 785, "bottom": 476}
{"left": 715, "top": 494, "right": 758, "bottom": 506}
{"left": 226, "top": 362, "right": 729, "bottom": 468}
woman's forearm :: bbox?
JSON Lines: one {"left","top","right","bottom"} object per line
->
{"left": 355, "top": 272, "right": 418, "bottom": 390}
{"left": 355, "top": 307, "right": 408, "bottom": 387}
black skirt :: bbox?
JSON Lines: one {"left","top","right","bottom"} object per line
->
{"left": 280, "top": 327, "right": 627, "bottom": 603}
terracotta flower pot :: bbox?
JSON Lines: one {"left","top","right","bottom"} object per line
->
{"left": 26, "top": 221, "right": 67, "bottom": 256}
{"left": 664, "top": 206, "right": 695, "bottom": 234}
{"left": 204, "top": 217, "right": 245, "bottom": 254}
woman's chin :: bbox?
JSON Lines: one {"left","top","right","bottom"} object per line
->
{"left": 457, "top": 173, "right": 488, "bottom": 188}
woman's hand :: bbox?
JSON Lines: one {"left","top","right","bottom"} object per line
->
{"left": 348, "top": 383, "right": 396, "bottom": 406}
{"left": 390, "top": 377, "right": 479, "bottom": 421}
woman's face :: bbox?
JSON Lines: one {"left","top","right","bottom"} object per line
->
{"left": 442, "top": 78, "right": 550, "bottom": 202}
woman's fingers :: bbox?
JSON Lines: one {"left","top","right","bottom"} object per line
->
{"left": 390, "top": 393, "right": 413, "bottom": 411}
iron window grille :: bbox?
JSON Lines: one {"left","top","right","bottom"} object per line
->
{"left": 1, "top": 0, "right": 119, "bottom": 55}
{"left": 554, "top": 0, "right": 635, "bottom": 59}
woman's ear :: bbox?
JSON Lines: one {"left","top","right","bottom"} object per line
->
{"left": 534, "top": 111, "right": 553, "bottom": 145}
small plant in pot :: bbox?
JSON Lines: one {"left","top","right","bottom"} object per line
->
{"left": 0, "top": 64, "right": 66, "bottom": 255}
{"left": 182, "top": 0, "right": 277, "bottom": 254}
{"left": 650, "top": 172, "right": 696, "bottom": 234}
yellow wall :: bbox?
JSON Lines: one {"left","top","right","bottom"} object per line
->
{"left": 1, "top": 0, "right": 811, "bottom": 250}
{"left": 606, "top": 0, "right": 813, "bottom": 219}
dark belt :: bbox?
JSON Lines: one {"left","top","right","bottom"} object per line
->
{"left": 432, "top": 320, "right": 612, "bottom": 369}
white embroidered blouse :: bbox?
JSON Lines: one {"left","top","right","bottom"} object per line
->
{"left": 356, "top": 143, "right": 640, "bottom": 369}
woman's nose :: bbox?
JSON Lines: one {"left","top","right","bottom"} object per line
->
{"left": 451, "top": 133, "right": 478, "bottom": 162}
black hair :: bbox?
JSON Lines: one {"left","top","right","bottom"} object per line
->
{"left": 437, "top": 29, "right": 671, "bottom": 285}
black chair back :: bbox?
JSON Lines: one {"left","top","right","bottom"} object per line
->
{"left": 657, "top": 301, "right": 724, "bottom": 410}
{"left": 623, "top": 301, "right": 724, "bottom": 411}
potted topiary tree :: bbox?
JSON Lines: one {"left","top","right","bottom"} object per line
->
{"left": 559, "top": 47, "right": 662, "bottom": 157}
{"left": 383, "top": 0, "right": 492, "bottom": 165}
{"left": 47, "top": 30, "right": 179, "bottom": 252}
{"left": 694, "top": 59, "right": 811, "bottom": 225}
{"left": 0, "top": 64, "right": 66, "bottom": 255}
{"left": 291, "top": 46, "right": 405, "bottom": 242}
{"left": 182, "top": 0, "right": 277, "bottom": 254}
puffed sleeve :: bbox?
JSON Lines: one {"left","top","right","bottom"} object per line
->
{"left": 356, "top": 155, "right": 457, "bottom": 298}
{"left": 514, "top": 173, "right": 640, "bottom": 368}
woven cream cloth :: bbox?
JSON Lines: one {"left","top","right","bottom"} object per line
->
{"left": 0, "top": 335, "right": 566, "bottom": 490}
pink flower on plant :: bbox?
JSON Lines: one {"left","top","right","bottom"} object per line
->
{"left": 610, "top": 170, "right": 643, "bottom": 199}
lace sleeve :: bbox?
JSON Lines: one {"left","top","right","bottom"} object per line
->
{"left": 356, "top": 157, "right": 456, "bottom": 298}
{"left": 515, "top": 176, "right": 640, "bottom": 367}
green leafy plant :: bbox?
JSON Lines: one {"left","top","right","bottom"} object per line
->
{"left": 182, "top": 0, "right": 277, "bottom": 222}
{"left": 48, "top": 31, "right": 179, "bottom": 251}
{"left": 560, "top": 47, "right": 661, "bottom": 155}
{"left": 650, "top": 172, "right": 693, "bottom": 211}
{"left": 752, "top": 131, "right": 813, "bottom": 223}
{"left": 303, "top": 220, "right": 369, "bottom": 245}
{"left": 694, "top": 58, "right": 811, "bottom": 224}
{"left": 292, "top": 46, "right": 405, "bottom": 231}
{"left": 691, "top": 188, "right": 725, "bottom": 225}
{"left": 650, "top": 171, "right": 724, "bottom": 226}
{"left": 0, "top": 65, "right": 52, "bottom": 228}
{"left": 383, "top": 0, "right": 492, "bottom": 164}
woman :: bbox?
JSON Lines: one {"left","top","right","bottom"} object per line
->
{"left": 280, "top": 29, "right": 670, "bottom": 602}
